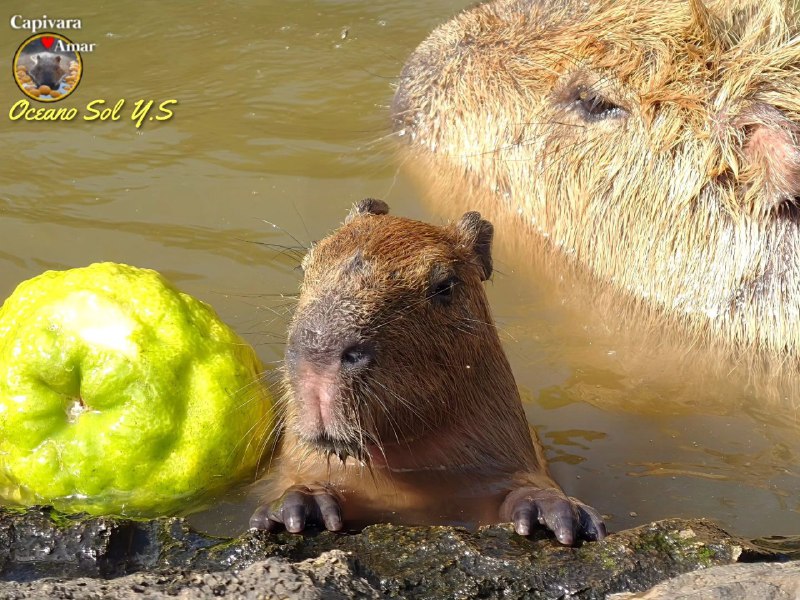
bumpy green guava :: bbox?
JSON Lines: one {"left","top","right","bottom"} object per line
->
{"left": 0, "top": 262, "right": 274, "bottom": 516}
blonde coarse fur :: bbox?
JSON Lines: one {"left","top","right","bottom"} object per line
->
{"left": 393, "top": 0, "right": 800, "bottom": 357}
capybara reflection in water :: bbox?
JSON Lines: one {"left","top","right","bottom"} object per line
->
{"left": 250, "top": 200, "right": 605, "bottom": 545}
{"left": 393, "top": 0, "right": 800, "bottom": 356}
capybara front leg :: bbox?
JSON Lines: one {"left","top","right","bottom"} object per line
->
{"left": 500, "top": 487, "right": 606, "bottom": 545}
{"left": 250, "top": 484, "right": 343, "bottom": 533}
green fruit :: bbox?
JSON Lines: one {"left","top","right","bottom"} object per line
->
{"left": 0, "top": 262, "right": 274, "bottom": 517}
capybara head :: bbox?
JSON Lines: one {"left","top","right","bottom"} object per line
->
{"left": 29, "top": 53, "right": 66, "bottom": 89}
{"left": 284, "top": 199, "right": 513, "bottom": 461}
{"left": 393, "top": 0, "right": 800, "bottom": 354}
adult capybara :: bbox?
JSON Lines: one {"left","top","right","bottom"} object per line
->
{"left": 392, "top": 0, "right": 800, "bottom": 357}
{"left": 250, "top": 199, "right": 605, "bottom": 545}
{"left": 26, "top": 53, "right": 68, "bottom": 89}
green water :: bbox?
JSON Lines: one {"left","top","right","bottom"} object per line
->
{"left": 1, "top": 0, "right": 798, "bottom": 539}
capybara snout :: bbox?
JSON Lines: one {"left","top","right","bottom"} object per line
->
{"left": 394, "top": 0, "right": 800, "bottom": 355}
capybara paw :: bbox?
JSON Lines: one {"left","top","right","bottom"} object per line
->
{"left": 249, "top": 485, "right": 343, "bottom": 533}
{"left": 500, "top": 487, "right": 606, "bottom": 545}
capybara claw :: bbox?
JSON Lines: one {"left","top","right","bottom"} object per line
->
{"left": 248, "top": 504, "right": 281, "bottom": 532}
{"left": 250, "top": 485, "right": 343, "bottom": 534}
{"left": 574, "top": 498, "right": 607, "bottom": 542}
{"left": 500, "top": 487, "right": 606, "bottom": 545}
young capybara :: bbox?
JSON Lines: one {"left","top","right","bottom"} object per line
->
{"left": 250, "top": 199, "right": 605, "bottom": 545}
{"left": 392, "top": 0, "right": 800, "bottom": 357}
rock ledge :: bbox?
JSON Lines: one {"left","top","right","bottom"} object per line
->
{"left": 0, "top": 508, "right": 790, "bottom": 599}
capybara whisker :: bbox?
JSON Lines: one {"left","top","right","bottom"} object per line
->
{"left": 259, "top": 219, "right": 311, "bottom": 251}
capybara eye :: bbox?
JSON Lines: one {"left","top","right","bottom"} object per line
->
{"left": 573, "top": 86, "right": 626, "bottom": 122}
{"left": 430, "top": 277, "right": 458, "bottom": 305}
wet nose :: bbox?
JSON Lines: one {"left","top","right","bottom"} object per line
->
{"left": 340, "top": 341, "right": 373, "bottom": 371}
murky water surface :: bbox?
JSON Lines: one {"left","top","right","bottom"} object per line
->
{"left": 1, "top": 0, "right": 798, "bottom": 539}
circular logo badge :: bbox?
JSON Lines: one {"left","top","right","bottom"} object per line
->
{"left": 13, "top": 33, "right": 82, "bottom": 102}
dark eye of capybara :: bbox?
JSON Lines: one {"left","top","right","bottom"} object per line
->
{"left": 570, "top": 85, "right": 627, "bottom": 122}
{"left": 429, "top": 276, "right": 458, "bottom": 305}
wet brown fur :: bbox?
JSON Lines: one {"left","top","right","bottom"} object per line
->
{"left": 393, "top": 0, "right": 800, "bottom": 357}
{"left": 261, "top": 206, "right": 559, "bottom": 528}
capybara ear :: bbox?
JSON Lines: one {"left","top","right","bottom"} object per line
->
{"left": 456, "top": 212, "right": 494, "bottom": 281}
{"left": 346, "top": 198, "right": 390, "bottom": 224}
{"left": 738, "top": 104, "right": 800, "bottom": 212}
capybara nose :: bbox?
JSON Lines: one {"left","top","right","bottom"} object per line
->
{"left": 340, "top": 342, "right": 373, "bottom": 371}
